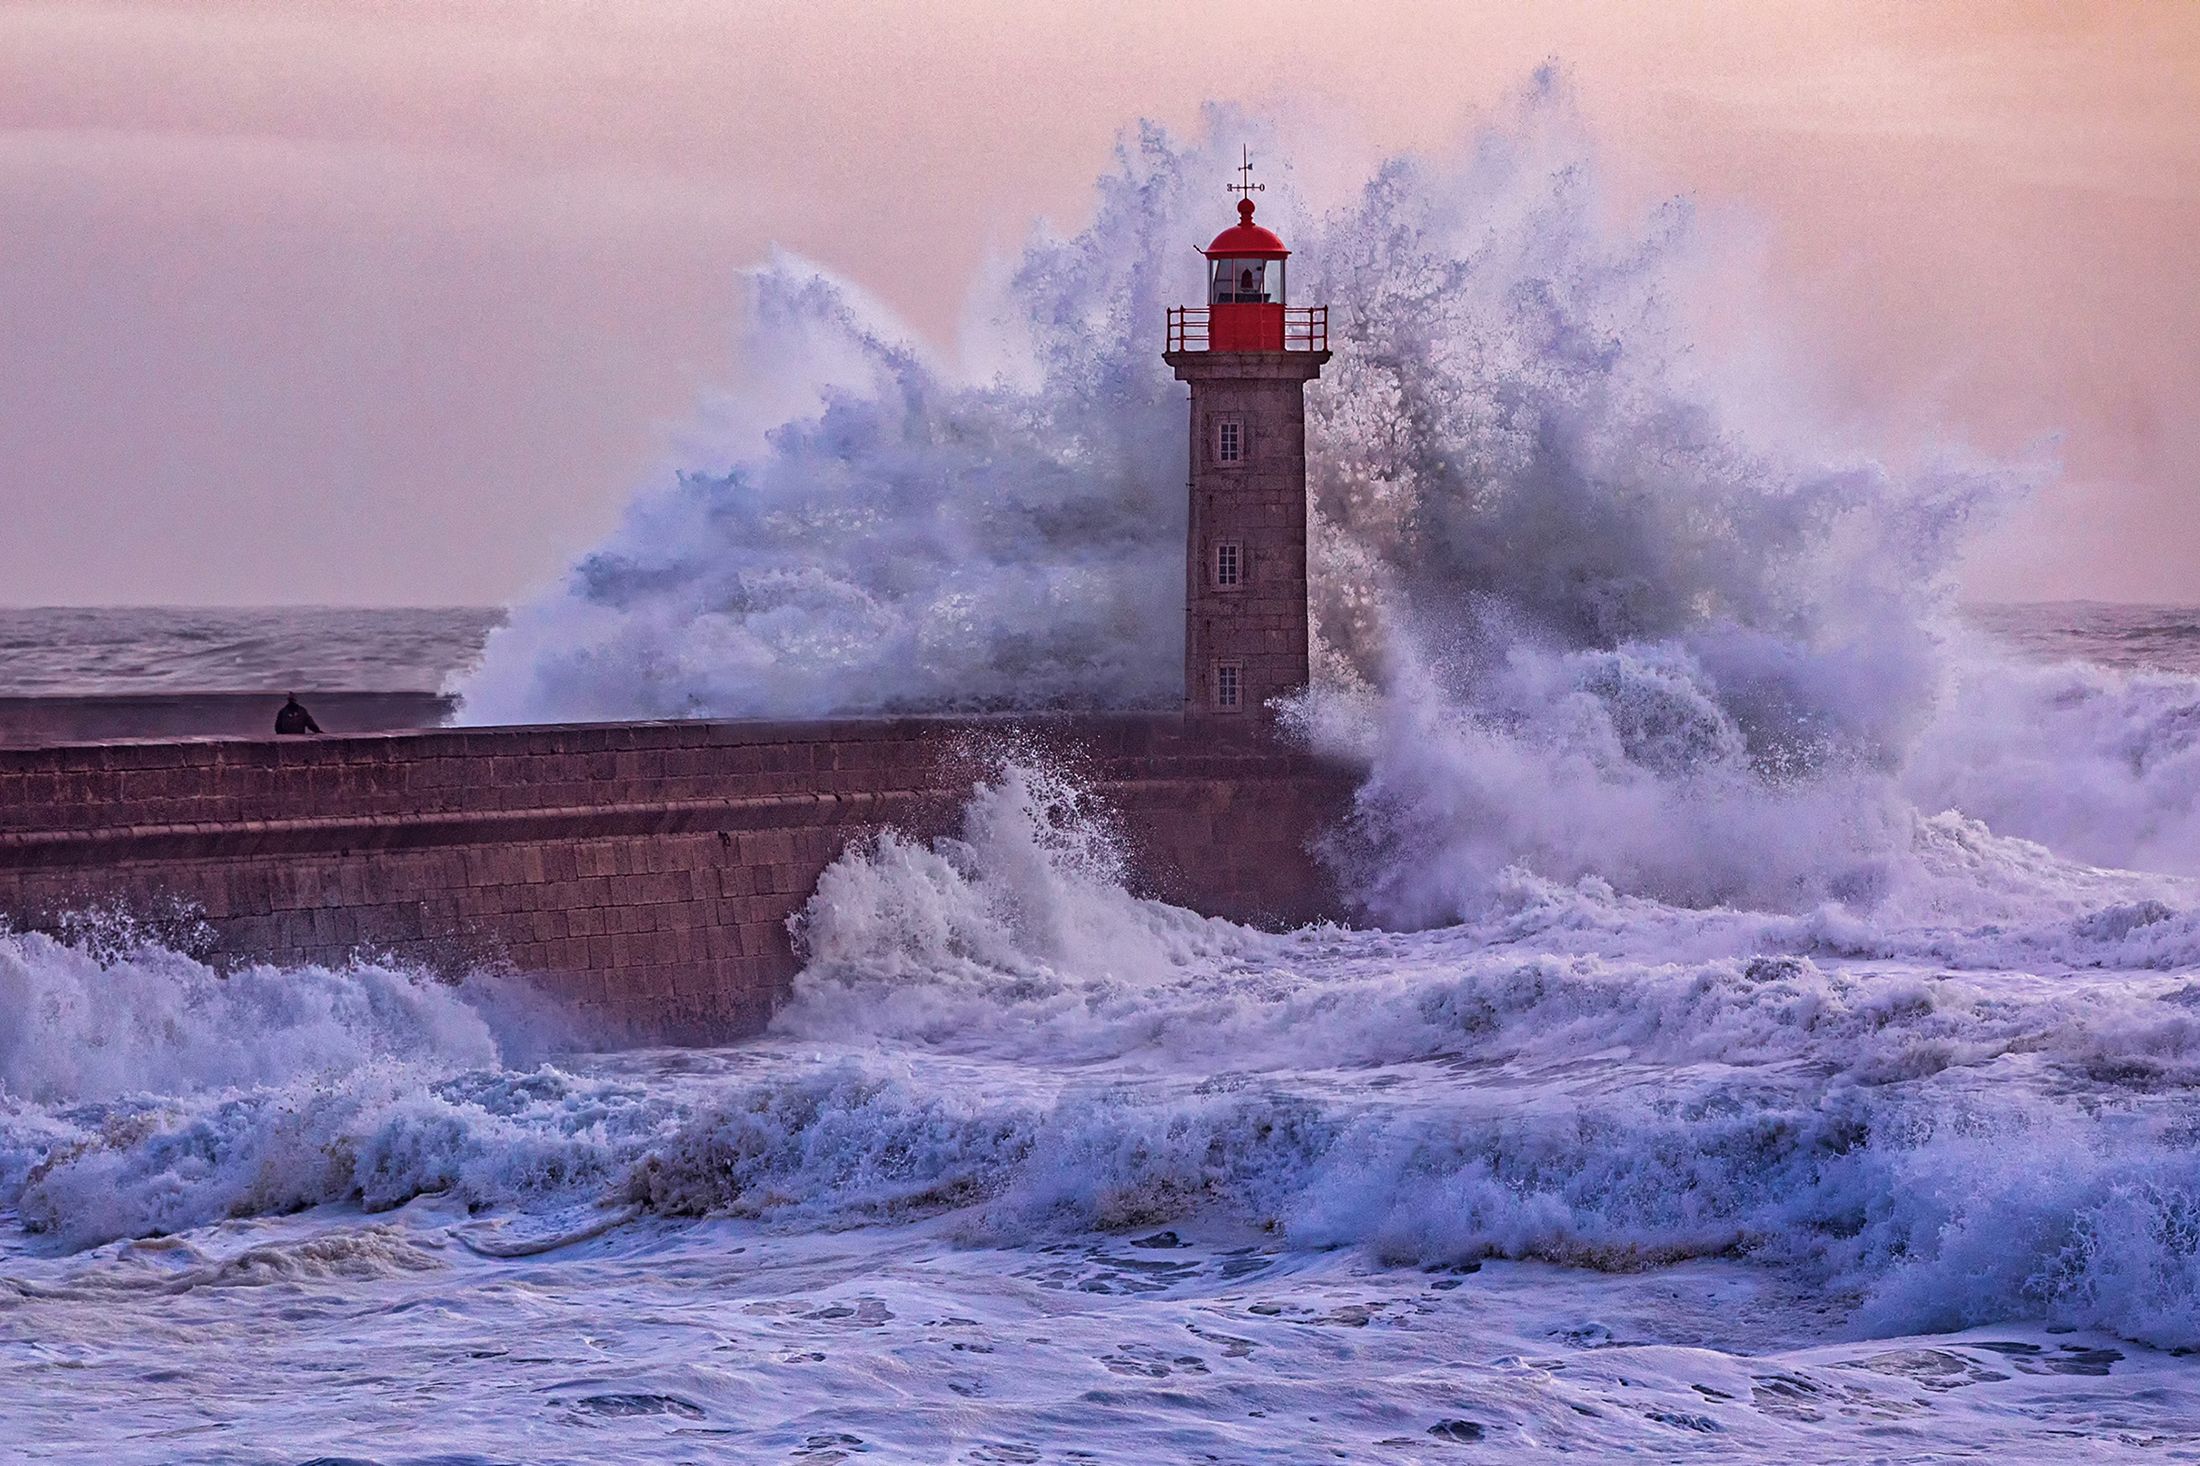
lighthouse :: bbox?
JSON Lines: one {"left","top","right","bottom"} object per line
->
{"left": 1165, "top": 151, "right": 1330, "bottom": 722}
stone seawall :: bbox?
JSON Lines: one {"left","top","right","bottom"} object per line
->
{"left": 0, "top": 715, "right": 1358, "bottom": 1043}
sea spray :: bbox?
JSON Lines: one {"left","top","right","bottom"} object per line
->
{"left": 453, "top": 134, "right": 1208, "bottom": 723}
{"left": 463, "top": 77, "right": 2007, "bottom": 745}
{"left": 1280, "top": 98, "right": 2020, "bottom": 913}
{"left": 1904, "top": 642, "right": 2200, "bottom": 876}
{"left": 780, "top": 753, "right": 1243, "bottom": 1052}
{"left": 452, "top": 78, "right": 2084, "bottom": 919}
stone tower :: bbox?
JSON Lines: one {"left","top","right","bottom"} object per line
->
{"left": 1163, "top": 164, "right": 1330, "bottom": 722}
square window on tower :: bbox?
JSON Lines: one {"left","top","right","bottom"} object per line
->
{"left": 1214, "top": 541, "right": 1242, "bottom": 588}
{"left": 1214, "top": 660, "right": 1243, "bottom": 712}
{"left": 1216, "top": 419, "right": 1243, "bottom": 464}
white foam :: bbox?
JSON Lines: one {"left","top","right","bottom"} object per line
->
{"left": 0, "top": 928, "right": 667, "bottom": 1249}
{"left": 0, "top": 927, "right": 499, "bottom": 1105}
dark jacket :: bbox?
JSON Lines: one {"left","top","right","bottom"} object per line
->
{"left": 275, "top": 698, "right": 322, "bottom": 735}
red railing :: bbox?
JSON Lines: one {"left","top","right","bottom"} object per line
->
{"left": 1166, "top": 305, "right": 1327, "bottom": 353}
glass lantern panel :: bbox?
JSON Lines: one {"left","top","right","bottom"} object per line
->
{"left": 1210, "top": 258, "right": 1280, "bottom": 304}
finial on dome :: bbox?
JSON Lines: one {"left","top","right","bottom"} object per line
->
{"left": 1226, "top": 144, "right": 1264, "bottom": 216}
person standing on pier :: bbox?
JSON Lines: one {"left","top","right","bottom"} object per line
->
{"left": 274, "top": 694, "right": 322, "bottom": 735}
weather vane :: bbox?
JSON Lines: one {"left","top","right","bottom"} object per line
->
{"left": 1227, "top": 145, "right": 1264, "bottom": 203}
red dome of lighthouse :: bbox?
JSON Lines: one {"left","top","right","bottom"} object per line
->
{"left": 1204, "top": 198, "right": 1289, "bottom": 259}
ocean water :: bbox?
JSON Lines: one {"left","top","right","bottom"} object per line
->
{"left": 1966, "top": 603, "right": 2200, "bottom": 678}
{"left": 10, "top": 83, "right": 2200, "bottom": 1461}
{"left": 0, "top": 606, "right": 501, "bottom": 696}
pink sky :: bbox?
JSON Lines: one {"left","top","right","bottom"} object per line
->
{"left": 1, "top": 1, "right": 2194, "bottom": 606}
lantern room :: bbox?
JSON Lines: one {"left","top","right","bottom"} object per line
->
{"left": 1207, "top": 199, "right": 1289, "bottom": 303}
{"left": 1203, "top": 198, "right": 1289, "bottom": 350}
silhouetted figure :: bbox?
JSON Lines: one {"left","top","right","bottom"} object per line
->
{"left": 274, "top": 694, "right": 322, "bottom": 736}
